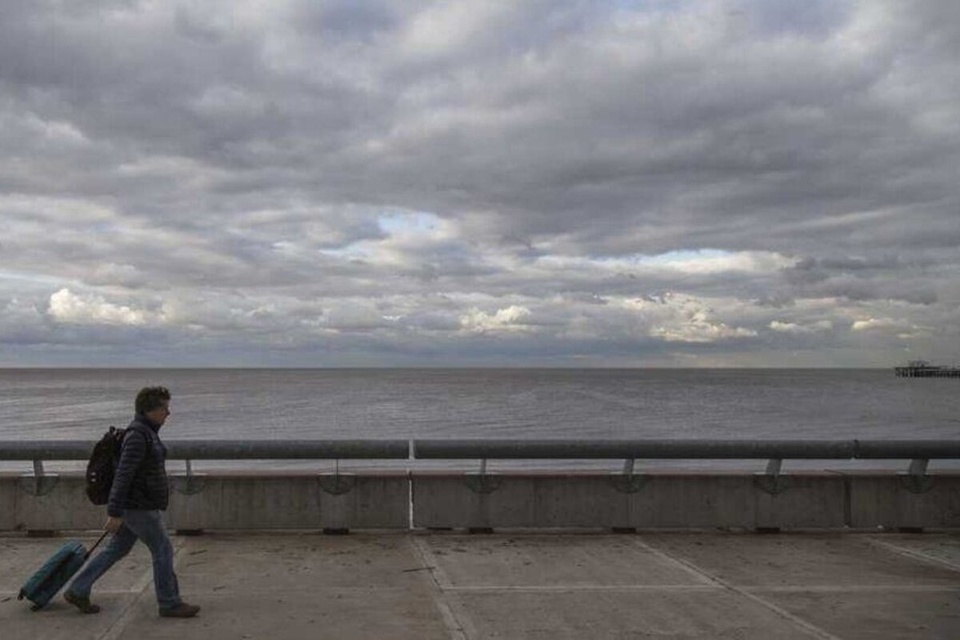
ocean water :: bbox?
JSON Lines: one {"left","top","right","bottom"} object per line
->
{"left": 1, "top": 368, "right": 957, "bottom": 472}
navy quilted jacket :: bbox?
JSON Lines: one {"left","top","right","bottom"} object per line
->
{"left": 107, "top": 414, "right": 170, "bottom": 517}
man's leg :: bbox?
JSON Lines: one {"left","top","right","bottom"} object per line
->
{"left": 66, "top": 525, "right": 138, "bottom": 609}
{"left": 121, "top": 510, "right": 182, "bottom": 610}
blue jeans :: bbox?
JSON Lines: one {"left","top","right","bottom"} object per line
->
{"left": 68, "top": 510, "right": 181, "bottom": 610}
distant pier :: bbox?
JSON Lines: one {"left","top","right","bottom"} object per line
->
{"left": 895, "top": 360, "right": 960, "bottom": 378}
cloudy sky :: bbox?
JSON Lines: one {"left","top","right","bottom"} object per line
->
{"left": 1, "top": 0, "right": 958, "bottom": 367}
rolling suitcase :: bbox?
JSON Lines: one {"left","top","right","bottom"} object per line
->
{"left": 18, "top": 532, "right": 108, "bottom": 611}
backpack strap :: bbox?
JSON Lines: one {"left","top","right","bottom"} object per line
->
{"left": 126, "top": 422, "right": 155, "bottom": 444}
{"left": 121, "top": 423, "right": 159, "bottom": 467}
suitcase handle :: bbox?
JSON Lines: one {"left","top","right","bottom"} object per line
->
{"left": 84, "top": 531, "right": 110, "bottom": 560}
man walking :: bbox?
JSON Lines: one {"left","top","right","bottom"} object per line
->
{"left": 64, "top": 386, "right": 200, "bottom": 618}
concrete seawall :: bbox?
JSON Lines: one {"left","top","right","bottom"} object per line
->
{"left": 2, "top": 471, "right": 958, "bottom": 533}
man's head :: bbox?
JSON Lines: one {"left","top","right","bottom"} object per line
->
{"left": 135, "top": 386, "right": 172, "bottom": 426}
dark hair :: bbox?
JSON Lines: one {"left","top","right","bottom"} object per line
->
{"left": 135, "top": 386, "right": 171, "bottom": 415}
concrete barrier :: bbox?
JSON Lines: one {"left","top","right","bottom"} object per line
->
{"left": 0, "top": 472, "right": 409, "bottom": 532}
{"left": 0, "top": 474, "right": 21, "bottom": 531}
{"left": 2, "top": 471, "right": 958, "bottom": 532}
{"left": 847, "top": 472, "right": 960, "bottom": 530}
{"left": 165, "top": 472, "right": 409, "bottom": 531}
{"left": 411, "top": 472, "right": 848, "bottom": 530}
{"left": 410, "top": 471, "right": 960, "bottom": 531}
{"left": 6, "top": 473, "right": 105, "bottom": 531}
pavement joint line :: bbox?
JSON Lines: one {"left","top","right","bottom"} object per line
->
{"left": 96, "top": 534, "right": 188, "bottom": 640}
{"left": 95, "top": 561, "right": 159, "bottom": 640}
{"left": 409, "top": 536, "right": 470, "bottom": 640}
{"left": 444, "top": 584, "right": 723, "bottom": 593}
{"left": 622, "top": 536, "right": 721, "bottom": 586}
{"left": 865, "top": 536, "right": 960, "bottom": 573}
{"left": 1, "top": 589, "right": 149, "bottom": 596}
{"left": 630, "top": 536, "right": 845, "bottom": 640}
{"left": 744, "top": 585, "right": 960, "bottom": 593}
{"left": 410, "top": 536, "right": 455, "bottom": 590}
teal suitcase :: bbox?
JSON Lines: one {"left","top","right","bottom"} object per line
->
{"left": 18, "top": 533, "right": 108, "bottom": 611}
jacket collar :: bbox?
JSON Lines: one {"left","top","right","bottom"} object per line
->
{"left": 135, "top": 413, "right": 162, "bottom": 433}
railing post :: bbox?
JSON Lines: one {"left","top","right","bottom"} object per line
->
{"left": 465, "top": 457, "right": 499, "bottom": 496}
{"left": 171, "top": 457, "right": 206, "bottom": 496}
{"left": 755, "top": 458, "right": 788, "bottom": 495}
{"left": 766, "top": 458, "right": 783, "bottom": 478}
{"left": 22, "top": 458, "right": 58, "bottom": 496}
{"left": 908, "top": 458, "right": 929, "bottom": 476}
{"left": 611, "top": 457, "right": 645, "bottom": 494}
{"left": 901, "top": 458, "right": 933, "bottom": 494}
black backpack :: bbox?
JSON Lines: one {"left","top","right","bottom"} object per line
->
{"left": 85, "top": 426, "right": 126, "bottom": 505}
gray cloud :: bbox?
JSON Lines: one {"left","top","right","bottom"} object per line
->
{"left": 0, "top": 0, "right": 957, "bottom": 367}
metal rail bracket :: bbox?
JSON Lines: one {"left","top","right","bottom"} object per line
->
{"left": 19, "top": 475, "right": 60, "bottom": 497}
{"left": 464, "top": 474, "right": 502, "bottom": 494}
{"left": 754, "top": 459, "right": 791, "bottom": 495}
{"left": 465, "top": 461, "right": 501, "bottom": 494}
{"left": 19, "top": 460, "right": 59, "bottom": 496}
{"left": 170, "top": 459, "right": 207, "bottom": 495}
{"left": 610, "top": 474, "right": 647, "bottom": 494}
{"left": 899, "top": 458, "right": 934, "bottom": 494}
{"left": 319, "top": 472, "right": 355, "bottom": 496}
{"left": 610, "top": 459, "right": 647, "bottom": 493}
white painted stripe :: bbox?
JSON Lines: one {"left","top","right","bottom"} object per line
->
{"left": 7, "top": 583, "right": 950, "bottom": 600}
{"left": 0, "top": 589, "right": 147, "bottom": 597}
{"left": 623, "top": 536, "right": 718, "bottom": 586}
{"left": 446, "top": 584, "right": 721, "bottom": 593}
{"left": 410, "top": 536, "right": 455, "bottom": 590}
{"left": 96, "top": 535, "right": 187, "bottom": 640}
{"left": 746, "top": 585, "right": 960, "bottom": 593}
{"left": 866, "top": 537, "right": 960, "bottom": 573}
{"left": 408, "top": 536, "right": 470, "bottom": 640}
{"left": 630, "top": 537, "right": 846, "bottom": 640}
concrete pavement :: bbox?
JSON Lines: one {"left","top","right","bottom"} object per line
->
{"left": 2, "top": 531, "right": 959, "bottom": 639}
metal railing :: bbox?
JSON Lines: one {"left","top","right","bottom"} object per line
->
{"left": 1, "top": 440, "right": 410, "bottom": 489}
{"left": 412, "top": 438, "right": 960, "bottom": 485}
{"left": 2, "top": 438, "right": 957, "bottom": 483}
{"left": 6, "top": 438, "right": 957, "bottom": 461}
{"left": 413, "top": 439, "right": 866, "bottom": 459}
{"left": 0, "top": 439, "right": 410, "bottom": 461}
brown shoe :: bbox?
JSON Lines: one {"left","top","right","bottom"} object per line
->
{"left": 64, "top": 591, "right": 101, "bottom": 614}
{"left": 159, "top": 602, "right": 200, "bottom": 618}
